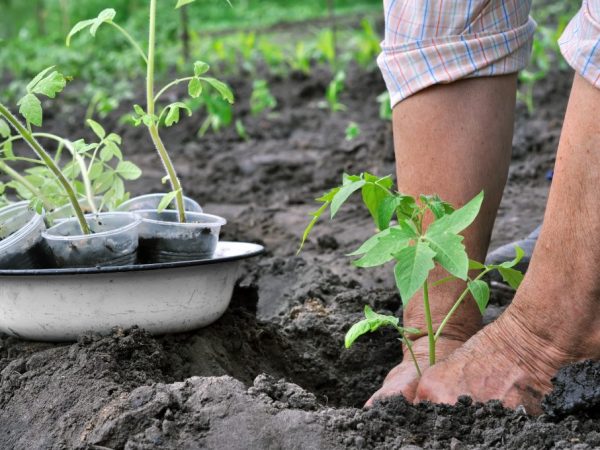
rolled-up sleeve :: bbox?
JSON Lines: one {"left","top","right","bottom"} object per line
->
{"left": 559, "top": 0, "right": 600, "bottom": 89}
{"left": 378, "top": 0, "right": 536, "bottom": 107}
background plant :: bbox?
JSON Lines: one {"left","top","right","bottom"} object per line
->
{"left": 250, "top": 80, "right": 277, "bottom": 116}
{"left": 300, "top": 173, "right": 524, "bottom": 374}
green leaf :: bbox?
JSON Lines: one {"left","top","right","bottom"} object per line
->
{"left": 420, "top": 194, "right": 455, "bottom": 219}
{"left": 348, "top": 227, "right": 394, "bottom": 256}
{"left": 362, "top": 182, "right": 391, "bottom": 229}
{"left": 354, "top": 226, "right": 415, "bottom": 268}
{"left": 424, "top": 231, "right": 468, "bottom": 279}
{"left": 394, "top": 241, "right": 436, "bottom": 307}
{"left": 469, "top": 259, "right": 486, "bottom": 270}
{"left": 113, "top": 176, "right": 125, "bottom": 200}
{"left": 298, "top": 187, "right": 339, "bottom": 252}
{"left": 468, "top": 279, "right": 490, "bottom": 314}
{"left": 498, "top": 245, "right": 525, "bottom": 269}
{"left": 93, "top": 171, "right": 114, "bottom": 193}
{"left": 426, "top": 191, "right": 484, "bottom": 236}
{"left": 31, "top": 71, "right": 67, "bottom": 98}
{"left": 344, "top": 305, "right": 400, "bottom": 348}
{"left": 193, "top": 61, "right": 210, "bottom": 76}
{"left": 162, "top": 102, "right": 192, "bottom": 127}
{"left": 18, "top": 94, "right": 42, "bottom": 126}
{"left": 331, "top": 179, "right": 365, "bottom": 218}
{"left": 188, "top": 78, "right": 203, "bottom": 98}
{"left": 200, "top": 77, "right": 234, "bottom": 103}
{"left": 3, "top": 141, "right": 14, "bottom": 160}
{"left": 26, "top": 66, "right": 56, "bottom": 92}
{"left": 90, "top": 9, "right": 116, "bottom": 36}
{"left": 498, "top": 267, "right": 524, "bottom": 289}
{"left": 66, "top": 19, "right": 95, "bottom": 46}
{"left": 88, "top": 161, "right": 104, "bottom": 180}
{"left": 87, "top": 119, "right": 106, "bottom": 139}
{"left": 157, "top": 190, "right": 181, "bottom": 212}
{"left": 377, "top": 196, "right": 401, "bottom": 231}
{"left": 116, "top": 161, "right": 142, "bottom": 180}
{"left": 103, "top": 141, "right": 122, "bottom": 161}
{"left": 176, "top": 0, "right": 195, "bottom": 7}
{"left": 106, "top": 133, "right": 122, "bottom": 145}
{"left": 0, "top": 119, "right": 10, "bottom": 139}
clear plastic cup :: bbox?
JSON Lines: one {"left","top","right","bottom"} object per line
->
{"left": 45, "top": 197, "right": 104, "bottom": 226}
{"left": 117, "top": 194, "right": 202, "bottom": 213}
{"left": 133, "top": 210, "right": 226, "bottom": 263}
{"left": 0, "top": 202, "right": 46, "bottom": 269}
{"left": 42, "top": 212, "right": 141, "bottom": 268}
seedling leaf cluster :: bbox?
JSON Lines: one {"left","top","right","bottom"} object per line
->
{"left": 301, "top": 173, "right": 524, "bottom": 374}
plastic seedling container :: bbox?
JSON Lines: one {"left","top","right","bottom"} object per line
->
{"left": 117, "top": 193, "right": 202, "bottom": 213}
{"left": 45, "top": 196, "right": 105, "bottom": 226}
{"left": 42, "top": 212, "right": 141, "bottom": 268}
{"left": 134, "top": 210, "right": 226, "bottom": 264}
{"left": 0, "top": 202, "right": 47, "bottom": 269}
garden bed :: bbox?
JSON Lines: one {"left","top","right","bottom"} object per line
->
{"left": 2, "top": 64, "right": 598, "bottom": 449}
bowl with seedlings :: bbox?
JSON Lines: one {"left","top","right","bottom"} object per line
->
{"left": 0, "top": 2, "right": 264, "bottom": 341}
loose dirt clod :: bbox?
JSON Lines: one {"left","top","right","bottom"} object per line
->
{"left": 543, "top": 360, "right": 600, "bottom": 419}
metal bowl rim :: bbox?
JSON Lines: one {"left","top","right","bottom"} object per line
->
{"left": 0, "top": 241, "right": 264, "bottom": 276}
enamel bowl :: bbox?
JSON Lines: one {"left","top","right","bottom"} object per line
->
{"left": 0, "top": 241, "right": 263, "bottom": 341}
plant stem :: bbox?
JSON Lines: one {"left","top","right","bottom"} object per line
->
{"left": 147, "top": 0, "right": 186, "bottom": 223}
{"left": 398, "top": 329, "right": 422, "bottom": 377}
{"left": 0, "top": 160, "right": 55, "bottom": 210}
{"left": 35, "top": 133, "right": 97, "bottom": 214}
{"left": 0, "top": 103, "right": 90, "bottom": 234}
{"left": 422, "top": 281, "right": 435, "bottom": 366}
{"left": 434, "top": 269, "right": 491, "bottom": 342}
{"left": 108, "top": 21, "right": 148, "bottom": 64}
{"left": 154, "top": 77, "right": 194, "bottom": 103}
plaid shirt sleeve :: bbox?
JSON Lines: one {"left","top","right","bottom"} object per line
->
{"left": 377, "top": 0, "right": 537, "bottom": 107}
{"left": 559, "top": 0, "right": 600, "bottom": 90}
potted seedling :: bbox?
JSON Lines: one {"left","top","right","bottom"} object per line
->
{"left": 67, "top": 0, "right": 233, "bottom": 262}
{"left": 300, "top": 173, "right": 524, "bottom": 375}
{"left": 0, "top": 67, "right": 143, "bottom": 268}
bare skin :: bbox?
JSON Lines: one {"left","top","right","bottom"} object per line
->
{"left": 367, "top": 75, "right": 518, "bottom": 405}
{"left": 414, "top": 74, "right": 600, "bottom": 414}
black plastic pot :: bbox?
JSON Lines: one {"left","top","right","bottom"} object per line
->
{"left": 133, "top": 210, "right": 226, "bottom": 264}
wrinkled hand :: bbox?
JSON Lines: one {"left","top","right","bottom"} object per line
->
{"left": 365, "top": 336, "right": 466, "bottom": 407}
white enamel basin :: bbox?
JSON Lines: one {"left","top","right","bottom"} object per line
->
{"left": 0, "top": 241, "right": 263, "bottom": 341}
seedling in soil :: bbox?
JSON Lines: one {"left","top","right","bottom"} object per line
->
{"left": 191, "top": 90, "right": 234, "bottom": 136}
{"left": 67, "top": 1, "right": 234, "bottom": 222}
{"left": 250, "top": 80, "right": 277, "bottom": 116}
{"left": 319, "top": 71, "right": 346, "bottom": 112}
{"left": 344, "top": 122, "right": 360, "bottom": 141}
{"left": 289, "top": 41, "right": 312, "bottom": 75}
{"left": 300, "top": 173, "right": 524, "bottom": 375}
{"left": 352, "top": 19, "right": 381, "bottom": 69}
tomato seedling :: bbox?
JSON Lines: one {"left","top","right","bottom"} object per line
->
{"left": 0, "top": 68, "right": 142, "bottom": 232}
{"left": 67, "top": 0, "right": 234, "bottom": 221}
{"left": 300, "top": 173, "right": 524, "bottom": 375}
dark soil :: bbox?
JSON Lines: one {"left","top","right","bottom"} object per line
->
{"left": 2, "top": 61, "right": 597, "bottom": 449}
